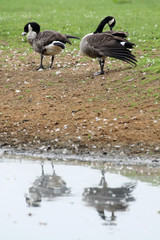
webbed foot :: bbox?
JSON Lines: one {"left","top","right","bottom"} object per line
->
{"left": 93, "top": 71, "right": 104, "bottom": 76}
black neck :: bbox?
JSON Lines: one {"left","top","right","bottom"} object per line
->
{"left": 94, "top": 17, "right": 113, "bottom": 34}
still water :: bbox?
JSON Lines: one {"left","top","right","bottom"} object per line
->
{"left": 0, "top": 153, "right": 160, "bottom": 240}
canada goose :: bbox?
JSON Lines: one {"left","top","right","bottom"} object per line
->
{"left": 83, "top": 170, "right": 136, "bottom": 222}
{"left": 22, "top": 22, "right": 79, "bottom": 70}
{"left": 80, "top": 17, "right": 137, "bottom": 75}
{"left": 25, "top": 162, "right": 70, "bottom": 207}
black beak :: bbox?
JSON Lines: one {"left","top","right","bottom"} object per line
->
{"left": 22, "top": 32, "right": 27, "bottom": 37}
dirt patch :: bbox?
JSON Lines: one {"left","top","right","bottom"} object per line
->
{"left": 0, "top": 49, "right": 160, "bottom": 158}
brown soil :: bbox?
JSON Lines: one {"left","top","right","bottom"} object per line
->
{"left": 0, "top": 48, "right": 160, "bottom": 159}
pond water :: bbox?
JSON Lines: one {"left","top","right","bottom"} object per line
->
{"left": 0, "top": 153, "right": 160, "bottom": 240}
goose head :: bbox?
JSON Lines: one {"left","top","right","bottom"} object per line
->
{"left": 22, "top": 22, "right": 40, "bottom": 36}
{"left": 108, "top": 16, "right": 116, "bottom": 30}
{"left": 94, "top": 16, "right": 116, "bottom": 33}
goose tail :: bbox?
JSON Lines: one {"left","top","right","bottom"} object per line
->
{"left": 65, "top": 35, "right": 80, "bottom": 40}
{"left": 107, "top": 47, "right": 137, "bottom": 66}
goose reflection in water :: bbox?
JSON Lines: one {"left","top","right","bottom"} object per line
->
{"left": 82, "top": 170, "right": 136, "bottom": 224}
{"left": 25, "top": 162, "right": 70, "bottom": 207}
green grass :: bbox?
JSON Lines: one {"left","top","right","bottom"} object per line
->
{"left": 0, "top": 0, "right": 160, "bottom": 49}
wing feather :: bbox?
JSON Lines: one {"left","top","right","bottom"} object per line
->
{"left": 36, "top": 30, "right": 71, "bottom": 49}
{"left": 86, "top": 33, "right": 137, "bottom": 65}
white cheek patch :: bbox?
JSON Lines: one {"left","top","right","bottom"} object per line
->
{"left": 28, "top": 24, "right": 33, "bottom": 32}
{"left": 120, "top": 41, "right": 126, "bottom": 46}
{"left": 109, "top": 18, "right": 115, "bottom": 26}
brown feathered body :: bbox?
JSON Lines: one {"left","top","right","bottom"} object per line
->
{"left": 80, "top": 32, "right": 136, "bottom": 65}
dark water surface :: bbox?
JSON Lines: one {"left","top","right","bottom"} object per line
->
{"left": 0, "top": 153, "right": 160, "bottom": 240}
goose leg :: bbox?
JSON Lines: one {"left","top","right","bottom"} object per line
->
{"left": 100, "top": 59, "right": 105, "bottom": 74}
{"left": 94, "top": 59, "right": 105, "bottom": 75}
{"left": 49, "top": 56, "right": 54, "bottom": 69}
{"left": 37, "top": 55, "right": 44, "bottom": 70}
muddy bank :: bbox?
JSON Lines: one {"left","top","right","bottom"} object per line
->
{"left": 0, "top": 141, "right": 160, "bottom": 165}
{"left": 0, "top": 50, "right": 160, "bottom": 160}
